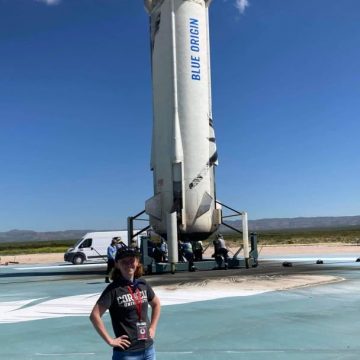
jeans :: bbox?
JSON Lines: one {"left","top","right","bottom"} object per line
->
{"left": 112, "top": 345, "right": 156, "bottom": 360}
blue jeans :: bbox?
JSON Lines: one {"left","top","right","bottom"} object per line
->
{"left": 112, "top": 345, "right": 156, "bottom": 360}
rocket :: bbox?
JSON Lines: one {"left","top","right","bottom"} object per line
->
{"left": 144, "top": 0, "right": 221, "bottom": 241}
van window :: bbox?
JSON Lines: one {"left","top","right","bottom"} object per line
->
{"left": 80, "top": 238, "right": 92, "bottom": 248}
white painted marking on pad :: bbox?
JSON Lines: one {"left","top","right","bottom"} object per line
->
{"left": 155, "top": 287, "right": 267, "bottom": 305}
{"left": 0, "top": 284, "right": 267, "bottom": 323}
{"left": 0, "top": 293, "right": 99, "bottom": 324}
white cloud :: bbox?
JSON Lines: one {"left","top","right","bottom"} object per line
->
{"left": 234, "top": 0, "right": 250, "bottom": 14}
{"left": 36, "top": 0, "right": 61, "bottom": 5}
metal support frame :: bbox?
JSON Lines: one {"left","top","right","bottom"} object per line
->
{"left": 127, "top": 204, "right": 257, "bottom": 273}
{"left": 127, "top": 210, "right": 151, "bottom": 246}
{"left": 127, "top": 210, "right": 153, "bottom": 273}
{"left": 216, "top": 201, "right": 252, "bottom": 268}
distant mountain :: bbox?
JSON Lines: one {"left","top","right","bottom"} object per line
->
{"left": 1, "top": 215, "right": 360, "bottom": 242}
{"left": 221, "top": 215, "right": 360, "bottom": 232}
{"left": 0, "top": 229, "right": 95, "bottom": 243}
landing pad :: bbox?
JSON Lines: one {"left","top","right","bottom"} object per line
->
{"left": 1, "top": 252, "right": 360, "bottom": 360}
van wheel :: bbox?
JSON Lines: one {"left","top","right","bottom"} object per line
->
{"left": 73, "top": 255, "right": 84, "bottom": 265}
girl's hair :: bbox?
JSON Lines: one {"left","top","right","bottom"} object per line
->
{"left": 134, "top": 262, "right": 144, "bottom": 278}
{"left": 110, "top": 260, "right": 144, "bottom": 281}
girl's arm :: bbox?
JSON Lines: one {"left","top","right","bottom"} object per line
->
{"left": 148, "top": 295, "right": 161, "bottom": 339}
{"left": 90, "top": 303, "right": 130, "bottom": 349}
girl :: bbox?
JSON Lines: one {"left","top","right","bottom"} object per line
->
{"left": 90, "top": 246, "right": 161, "bottom": 360}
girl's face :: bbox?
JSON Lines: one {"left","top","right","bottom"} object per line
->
{"left": 116, "top": 256, "right": 139, "bottom": 279}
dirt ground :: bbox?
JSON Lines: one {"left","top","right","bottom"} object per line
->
{"left": 1, "top": 244, "right": 359, "bottom": 265}
{"left": 0, "top": 253, "right": 64, "bottom": 265}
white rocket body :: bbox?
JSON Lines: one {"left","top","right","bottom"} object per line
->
{"left": 144, "top": 0, "right": 220, "bottom": 240}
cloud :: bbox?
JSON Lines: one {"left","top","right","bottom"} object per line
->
{"left": 234, "top": 0, "right": 250, "bottom": 14}
{"left": 36, "top": 0, "right": 61, "bottom": 5}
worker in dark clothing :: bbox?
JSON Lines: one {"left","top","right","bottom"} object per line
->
{"left": 194, "top": 240, "right": 203, "bottom": 261}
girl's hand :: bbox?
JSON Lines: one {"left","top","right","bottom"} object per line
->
{"left": 110, "top": 335, "right": 131, "bottom": 349}
{"left": 149, "top": 326, "right": 156, "bottom": 339}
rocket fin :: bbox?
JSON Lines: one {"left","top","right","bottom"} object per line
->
{"left": 195, "top": 191, "right": 213, "bottom": 219}
{"left": 145, "top": 193, "right": 162, "bottom": 220}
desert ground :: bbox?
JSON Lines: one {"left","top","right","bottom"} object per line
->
{"left": 1, "top": 243, "right": 359, "bottom": 265}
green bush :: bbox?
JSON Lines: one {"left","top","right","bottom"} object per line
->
{"left": 0, "top": 240, "right": 75, "bottom": 256}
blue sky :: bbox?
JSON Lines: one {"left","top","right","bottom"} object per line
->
{"left": 0, "top": 0, "right": 359, "bottom": 232}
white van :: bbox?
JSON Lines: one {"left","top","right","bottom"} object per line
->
{"left": 64, "top": 231, "right": 141, "bottom": 265}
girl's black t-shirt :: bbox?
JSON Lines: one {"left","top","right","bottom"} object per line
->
{"left": 97, "top": 278, "right": 156, "bottom": 352}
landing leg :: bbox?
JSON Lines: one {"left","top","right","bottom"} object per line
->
{"left": 166, "top": 212, "right": 179, "bottom": 274}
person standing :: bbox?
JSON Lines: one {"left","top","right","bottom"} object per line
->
{"left": 115, "top": 237, "right": 127, "bottom": 250}
{"left": 158, "top": 238, "right": 168, "bottom": 262}
{"left": 105, "top": 238, "right": 118, "bottom": 283}
{"left": 213, "top": 234, "right": 229, "bottom": 269}
{"left": 193, "top": 240, "right": 203, "bottom": 261}
{"left": 90, "top": 246, "right": 161, "bottom": 360}
{"left": 181, "top": 240, "right": 195, "bottom": 271}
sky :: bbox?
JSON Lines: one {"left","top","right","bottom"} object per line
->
{"left": 0, "top": 0, "right": 359, "bottom": 232}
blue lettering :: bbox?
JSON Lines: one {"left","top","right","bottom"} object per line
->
{"left": 189, "top": 18, "right": 201, "bottom": 80}
{"left": 190, "top": 18, "right": 199, "bottom": 27}
{"left": 191, "top": 38, "right": 199, "bottom": 46}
